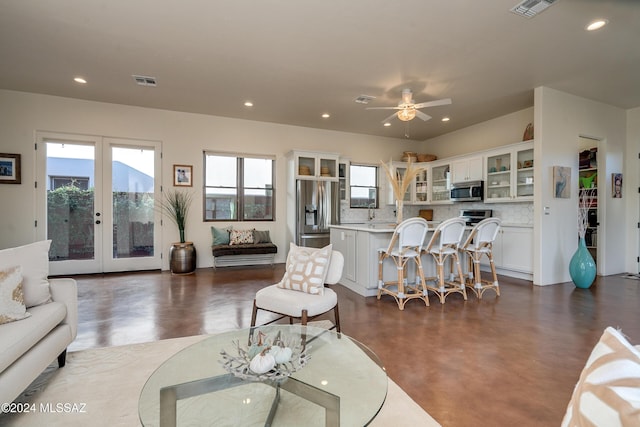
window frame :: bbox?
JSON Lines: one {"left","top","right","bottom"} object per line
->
{"left": 349, "top": 163, "right": 378, "bottom": 209}
{"left": 203, "top": 152, "right": 275, "bottom": 222}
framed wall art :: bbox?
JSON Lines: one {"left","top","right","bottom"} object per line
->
{"left": 0, "top": 153, "right": 21, "bottom": 184}
{"left": 553, "top": 166, "right": 570, "bottom": 199}
{"left": 612, "top": 173, "right": 622, "bottom": 198}
{"left": 173, "top": 164, "right": 193, "bottom": 187}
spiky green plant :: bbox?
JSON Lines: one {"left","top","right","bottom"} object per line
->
{"left": 160, "top": 190, "right": 193, "bottom": 243}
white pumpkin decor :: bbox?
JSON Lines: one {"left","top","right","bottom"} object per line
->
{"left": 219, "top": 328, "right": 310, "bottom": 382}
{"left": 249, "top": 350, "right": 276, "bottom": 374}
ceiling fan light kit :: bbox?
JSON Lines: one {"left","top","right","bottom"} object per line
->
{"left": 366, "top": 88, "right": 451, "bottom": 123}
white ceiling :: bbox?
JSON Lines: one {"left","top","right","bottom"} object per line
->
{"left": 1, "top": 0, "right": 638, "bottom": 141}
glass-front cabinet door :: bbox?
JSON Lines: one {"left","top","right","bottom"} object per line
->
{"left": 515, "top": 147, "right": 534, "bottom": 199}
{"left": 413, "top": 166, "right": 429, "bottom": 204}
{"left": 486, "top": 152, "right": 512, "bottom": 201}
{"left": 430, "top": 163, "right": 451, "bottom": 203}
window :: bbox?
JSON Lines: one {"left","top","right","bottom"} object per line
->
{"left": 349, "top": 164, "right": 378, "bottom": 208}
{"left": 50, "top": 176, "right": 90, "bottom": 190}
{"left": 204, "top": 153, "right": 275, "bottom": 221}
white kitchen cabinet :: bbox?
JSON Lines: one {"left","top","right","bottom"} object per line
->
{"left": 330, "top": 227, "right": 357, "bottom": 281}
{"left": 384, "top": 161, "right": 430, "bottom": 205}
{"left": 338, "top": 160, "right": 349, "bottom": 201}
{"left": 485, "top": 141, "right": 534, "bottom": 203}
{"left": 292, "top": 150, "right": 339, "bottom": 181}
{"left": 486, "top": 225, "right": 533, "bottom": 274}
{"left": 451, "top": 156, "right": 483, "bottom": 183}
{"left": 429, "top": 162, "right": 452, "bottom": 204}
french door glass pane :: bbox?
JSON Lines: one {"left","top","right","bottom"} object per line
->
{"left": 112, "top": 147, "right": 155, "bottom": 258}
{"left": 46, "top": 143, "right": 95, "bottom": 261}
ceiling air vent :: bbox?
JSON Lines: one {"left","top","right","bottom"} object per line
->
{"left": 132, "top": 75, "right": 157, "bottom": 87}
{"left": 510, "top": 0, "right": 558, "bottom": 18}
{"left": 354, "top": 95, "right": 376, "bottom": 104}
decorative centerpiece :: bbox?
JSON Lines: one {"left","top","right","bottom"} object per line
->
{"left": 219, "top": 331, "right": 309, "bottom": 382}
{"left": 380, "top": 157, "right": 426, "bottom": 223}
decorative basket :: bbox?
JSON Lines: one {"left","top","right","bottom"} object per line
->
{"left": 219, "top": 330, "right": 309, "bottom": 382}
{"left": 417, "top": 154, "right": 437, "bottom": 162}
{"left": 401, "top": 151, "right": 418, "bottom": 162}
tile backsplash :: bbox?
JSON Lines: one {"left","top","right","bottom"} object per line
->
{"left": 340, "top": 201, "right": 533, "bottom": 225}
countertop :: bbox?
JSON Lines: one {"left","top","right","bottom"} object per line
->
{"left": 331, "top": 221, "right": 532, "bottom": 232}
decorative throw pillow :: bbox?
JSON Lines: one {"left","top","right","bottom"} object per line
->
{"left": 0, "top": 240, "right": 52, "bottom": 308}
{"left": 561, "top": 327, "right": 640, "bottom": 427}
{"left": 211, "top": 226, "right": 231, "bottom": 245}
{"left": 229, "top": 229, "right": 254, "bottom": 245}
{"left": 277, "top": 243, "right": 332, "bottom": 295}
{"left": 253, "top": 230, "right": 272, "bottom": 244}
{"left": 0, "top": 266, "right": 31, "bottom": 325}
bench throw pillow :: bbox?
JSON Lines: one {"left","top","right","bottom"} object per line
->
{"left": 0, "top": 240, "right": 52, "bottom": 308}
{"left": 211, "top": 226, "right": 231, "bottom": 245}
{"left": 277, "top": 243, "right": 332, "bottom": 295}
{"left": 229, "top": 229, "right": 254, "bottom": 245}
{"left": 0, "top": 265, "right": 31, "bottom": 325}
{"left": 253, "top": 230, "right": 272, "bottom": 244}
{"left": 561, "top": 327, "right": 640, "bottom": 427}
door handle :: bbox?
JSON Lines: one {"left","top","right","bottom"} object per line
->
{"left": 95, "top": 220, "right": 101, "bottom": 224}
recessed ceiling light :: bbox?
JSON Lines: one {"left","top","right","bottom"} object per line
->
{"left": 74, "top": 77, "right": 87, "bottom": 84}
{"left": 442, "top": 117, "right": 450, "bottom": 122}
{"left": 244, "top": 101, "right": 253, "bottom": 107}
{"left": 321, "top": 113, "right": 330, "bottom": 118}
{"left": 586, "top": 19, "right": 608, "bottom": 31}
{"left": 383, "top": 122, "right": 391, "bottom": 127}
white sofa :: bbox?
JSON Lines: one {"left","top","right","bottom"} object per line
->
{"left": 0, "top": 241, "right": 78, "bottom": 405}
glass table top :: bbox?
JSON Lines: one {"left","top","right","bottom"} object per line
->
{"left": 138, "top": 325, "right": 387, "bottom": 426}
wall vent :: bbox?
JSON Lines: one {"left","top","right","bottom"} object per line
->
{"left": 354, "top": 95, "right": 376, "bottom": 104}
{"left": 510, "top": 0, "right": 558, "bottom": 18}
{"left": 132, "top": 75, "right": 157, "bottom": 87}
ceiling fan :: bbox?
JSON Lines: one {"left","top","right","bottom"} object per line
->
{"left": 366, "top": 89, "right": 452, "bottom": 123}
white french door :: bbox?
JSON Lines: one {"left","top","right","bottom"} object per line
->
{"left": 36, "top": 132, "right": 162, "bottom": 275}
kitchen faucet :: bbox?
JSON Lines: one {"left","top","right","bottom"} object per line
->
{"left": 368, "top": 203, "right": 376, "bottom": 221}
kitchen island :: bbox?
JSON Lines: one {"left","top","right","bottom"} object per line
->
{"left": 330, "top": 221, "right": 532, "bottom": 297}
{"left": 330, "top": 222, "right": 440, "bottom": 297}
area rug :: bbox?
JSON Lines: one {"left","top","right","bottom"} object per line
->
{"left": 2, "top": 334, "right": 440, "bottom": 427}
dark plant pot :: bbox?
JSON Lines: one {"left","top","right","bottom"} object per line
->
{"left": 170, "top": 242, "right": 197, "bottom": 275}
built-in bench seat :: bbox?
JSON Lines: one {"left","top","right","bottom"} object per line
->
{"left": 211, "top": 243, "right": 278, "bottom": 267}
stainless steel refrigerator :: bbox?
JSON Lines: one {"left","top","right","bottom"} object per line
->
{"left": 296, "top": 180, "right": 340, "bottom": 248}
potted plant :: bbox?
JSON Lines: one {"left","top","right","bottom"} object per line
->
{"left": 160, "top": 190, "right": 196, "bottom": 274}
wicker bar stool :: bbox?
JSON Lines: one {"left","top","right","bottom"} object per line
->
{"left": 377, "top": 217, "right": 430, "bottom": 310}
{"left": 423, "top": 217, "right": 467, "bottom": 304}
{"left": 459, "top": 218, "right": 501, "bottom": 299}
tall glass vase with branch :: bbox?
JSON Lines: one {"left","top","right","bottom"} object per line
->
{"left": 571, "top": 187, "right": 597, "bottom": 288}
{"left": 380, "top": 158, "right": 425, "bottom": 224}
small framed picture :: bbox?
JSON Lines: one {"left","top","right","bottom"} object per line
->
{"left": 0, "top": 153, "right": 21, "bottom": 184}
{"left": 612, "top": 173, "right": 622, "bottom": 198}
{"left": 553, "top": 166, "right": 570, "bottom": 199}
{"left": 173, "top": 165, "right": 192, "bottom": 187}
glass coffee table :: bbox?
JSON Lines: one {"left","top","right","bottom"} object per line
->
{"left": 138, "top": 325, "right": 387, "bottom": 426}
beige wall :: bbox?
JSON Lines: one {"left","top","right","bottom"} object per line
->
{"left": 626, "top": 107, "right": 640, "bottom": 273}
{"left": 0, "top": 90, "right": 416, "bottom": 268}
{"left": 534, "top": 87, "right": 627, "bottom": 285}
{"left": 419, "top": 108, "right": 534, "bottom": 159}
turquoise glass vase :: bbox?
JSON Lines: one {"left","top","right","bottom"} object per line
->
{"left": 569, "top": 238, "right": 596, "bottom": 288}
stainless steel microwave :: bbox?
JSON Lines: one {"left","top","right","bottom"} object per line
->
{"left": 450, "top": 180, "right": 484, "bottom": 202}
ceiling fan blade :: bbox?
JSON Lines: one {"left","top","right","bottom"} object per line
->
{"left": 416, "top": 110, "right": 432, "bottom": 121}
{"left": 366, "top": 106, "right": 401, "bottom": 110}
{"left": 381, "top": 112, "right": 398, "bottom": 123}
{"left": 413, "top": 98, "right": 452, "bottom": 109}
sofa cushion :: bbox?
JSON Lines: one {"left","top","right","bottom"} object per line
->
{"left": 0, "top": 266, "right": 31, "bottom": 325}
{"left": 253, "top": 229, "right": 272, "bottom": 244}
{"left": 0, "top": 240, "right": 52, "bottom": 308}
{"left": 211, "top": 226, "right": 231, "bottom": 245}
{"left": 561, "top": 327, "right": 640, "bottom": 427}
{"left": 0, "top": 301, "right": 67, "bottom": 372}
